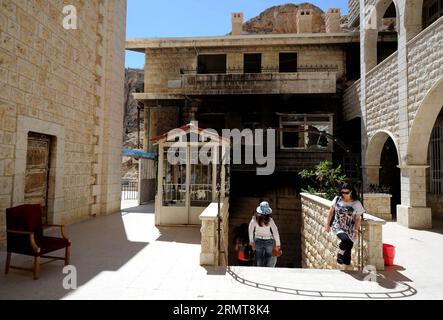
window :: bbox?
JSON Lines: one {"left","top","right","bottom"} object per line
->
{"left": 244, "top": 53, "right": 262, "bottom": 73}
{"left": 429, "top": 123, "right": 443, "bottom": 195}
{"left": 197, "top": 54, "right": 227, "bottom": 74}
{"left": 162, "top": 147, "right": 187, "bottom": 206}
{"left": 279, "top": 114, "right": 333, "bottom": 151}
{"left": 279, "top": 52, "right": 298, "bottom": 73}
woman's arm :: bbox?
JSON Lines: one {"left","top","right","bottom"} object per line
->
{"left": 248, "top": 217, "right": 256, "bottom": 251}
{"left": 354, "top": 213, "right": 362, "bottom": 237}
{"left": 270, "top": 219, "right": 281, "bottom": 247}
{"left": 325, "top": 206, "right": 334, "bottom": 232}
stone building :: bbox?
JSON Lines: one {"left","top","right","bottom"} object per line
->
{"left": 0, "top": 0, "right": 127, "bottom": 243}
{"left": 126, "top": 6, "right": 366, "bottom": 267}
{"left": 343, "top": 0, "right": 443, "bottom": 228}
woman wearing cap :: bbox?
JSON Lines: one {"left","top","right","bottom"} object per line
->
{"left": 325, "top": 182, "right": 365, "bottom": 266}
{"left": 248, "top": 201, "right": 281, "bottom": 267}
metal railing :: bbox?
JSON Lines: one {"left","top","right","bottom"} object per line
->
{"left": 180, "top": 64, "right": 339, "bottom": 75}
{"left": 122, "top": 180, "right": 138, "bottom": 200}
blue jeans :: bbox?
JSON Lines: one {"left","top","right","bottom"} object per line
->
{"left": 255, "top": 238, "right": 274, "bottom": 267}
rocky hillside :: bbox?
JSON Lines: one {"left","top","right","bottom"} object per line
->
{"left": 122, "top": 68, "right": 144, "bottom": 180}
{"left": 242, "top": 3, "right": 326, "bottom": 34}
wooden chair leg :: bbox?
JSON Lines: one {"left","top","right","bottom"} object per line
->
{"left": 65, "top": 246, "right": 71, "bottom": 266}
{"left": 33, "top": 256, "right": 40, "bottom": 280}
{"left": 5, "top": 252, "right": 11, "bottom": 275}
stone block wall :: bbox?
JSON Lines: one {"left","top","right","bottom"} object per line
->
{"left": 348, "top": 0, "right": 360, "bottom": 27}
{"left": 199, "top": 198, "right": 230, "bottom": 266}
{"left": 363, "top": 193, "right": 392, "bottom": 221}
{"left": 301, "top": 193, "right": 385, "bottom": 271}
{"left": 342, "top": 79, "right": 361, "bottom": 121}
{"left": 0, "top": 0, "right": 127, "bottom": 242}
{"left": 407, "top": 18, "right": 443, "bottom": 127}
{"left": 365, "top": 53, "right": 399, "bottom": 138}
{"left": 144, "top": 45, "right": 347, "bottom": 96}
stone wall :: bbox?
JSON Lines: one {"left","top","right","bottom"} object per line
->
{"left": 407, "top": 18, "right": 443, "bottom": 128}
{"left": 0, "top": 0, "right": 127, "bottom": 242}
{"left": 363, "top": 193, "right": 392, "bottom": 221}
{"left": 199, "top": 198, "right": 230, "bottom": 266}
{"left": 301, "top": 193, "right": 386, "bottom": 271}
{"left": 348, "top": 0, "right": 360, "bottom": 27}
{"left": 365, "top": 52, "right": 399, "bottom": 138}
{"left": 342, "top": 79, "right": 361, "bottom": 121}
{"left": 144, "top": 45, "right": 347, "bottom": 96}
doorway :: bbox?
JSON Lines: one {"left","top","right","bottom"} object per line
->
{"left": 25, "top": 132, "right": 52, "bottom": 224}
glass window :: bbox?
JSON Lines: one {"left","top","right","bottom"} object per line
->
{"left": 190, "top": 147, "right": 213, "bottom": 207}
{"left": 162, "top": 147, "right": 186, "bottom": 206}
{"left": 280, "top": 114, "right": 333, "bottom": 150}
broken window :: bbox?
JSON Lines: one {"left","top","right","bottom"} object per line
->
{"left": 244, "top": 53, "right": 262, "bottom": 73}
{"left": 279, "top": 114, "right": 333, "bottom": 151}
{"left": 197, "top": 54, "right": 227, "bottom": 74}
{"left": 279, "top": 52, "right": 298, "bottom": 73}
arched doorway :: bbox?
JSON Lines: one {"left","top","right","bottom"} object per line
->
{"left": 402, "top": 77, "right": 443, "bottom": 228}
{"left": 366, "top": 131, "right": 401, "bottom": 220}
{"left": 379, "top": 138, "right": 401, "bottom": 220}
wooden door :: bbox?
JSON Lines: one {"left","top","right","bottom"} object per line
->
{"left": 25, "top": 133, "right": 51, "bottom": 224}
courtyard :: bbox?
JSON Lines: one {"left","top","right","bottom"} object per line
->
{"left": 1, "top": 200, "right": 442, "bottom": 300}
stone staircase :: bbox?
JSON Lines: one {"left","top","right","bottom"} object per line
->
{"left": 228, "top": 194, "right": 301, "bottom": 268}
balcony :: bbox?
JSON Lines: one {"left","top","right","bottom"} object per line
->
{"left": 180, "top": 65, "right": 338, "bottom": 95}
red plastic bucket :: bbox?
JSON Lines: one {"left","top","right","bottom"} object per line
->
{"left": 383, "top": 244, "right": 396, "bottom": 266}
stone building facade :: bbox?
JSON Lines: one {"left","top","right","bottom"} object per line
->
{"left": 126, "top": 8, "right": 365, "bottom": 267}
{"left": 343, "top": 0, "right": 443, "bottom": 228}
{"left": 0, "top": 0, "right": 127, "bottom": 243}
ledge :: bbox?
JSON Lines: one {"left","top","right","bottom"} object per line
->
{"left": 300, "top": 193, "right": 386, "bottom": 225}
{"left": 199, "top": 201, "right": 225, "bottom": 221}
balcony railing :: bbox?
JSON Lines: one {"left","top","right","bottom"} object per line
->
{"left": 181, "top": 65, "right": 338, "bottom": 95}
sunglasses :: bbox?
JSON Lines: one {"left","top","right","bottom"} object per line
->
{"left": 340, "top": 191, "right": 351, "bottom": 195}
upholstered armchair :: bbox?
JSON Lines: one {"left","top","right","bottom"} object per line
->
{"left": 4, "top": 204, "right": 71, "bottom": 280}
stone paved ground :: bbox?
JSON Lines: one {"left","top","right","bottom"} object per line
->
{"left": 0, "top": 201, "right": 442, "bottom": 300}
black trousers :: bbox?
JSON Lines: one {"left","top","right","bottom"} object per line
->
{"left": 337, "top": 233, "right": 354, "bottom": 265}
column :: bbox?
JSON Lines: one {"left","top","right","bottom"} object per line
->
{"left": 397, "top": 165, "right": 432, "bottom": 228}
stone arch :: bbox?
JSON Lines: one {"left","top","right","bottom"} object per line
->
{"left": 407, "top": 77, "right": 443, "bottom": 165}
{"left": 366, "top": 130, "right": 400, "bottom": 167}
{"left": 365, "top": 0, "right": 400, "bottom": 32}
{"left": 363, "top": 0, "right": 400, "bottom": 71}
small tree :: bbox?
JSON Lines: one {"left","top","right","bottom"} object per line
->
{"left": 299, "top": 160, "right": 347, "bottom": 200}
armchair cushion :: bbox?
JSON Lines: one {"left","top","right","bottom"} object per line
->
{"left": 37, "top": 236, "right": 71, "bottom": 255}
{"left": 6, "top": 204, "right": 70, "bottom": 256}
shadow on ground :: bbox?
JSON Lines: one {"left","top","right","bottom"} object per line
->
{"left": 0, "top": 211, "right": 149, "bottom": 299}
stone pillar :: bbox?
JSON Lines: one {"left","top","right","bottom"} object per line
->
{"left": 397, "top": 165, "right": 432, "bottom": 229}
{"left": 363, "top": 28, "right": 378, "bottom": 72}
{"left": 325, "top": 8, "right": 341, "bottom": 33}
{"left": 297, "top": 9, "right": 313, "bottom": 34}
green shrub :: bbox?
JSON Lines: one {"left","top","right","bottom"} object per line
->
{"left": 299, "top": 160, "right": 347, "bottom": 201}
